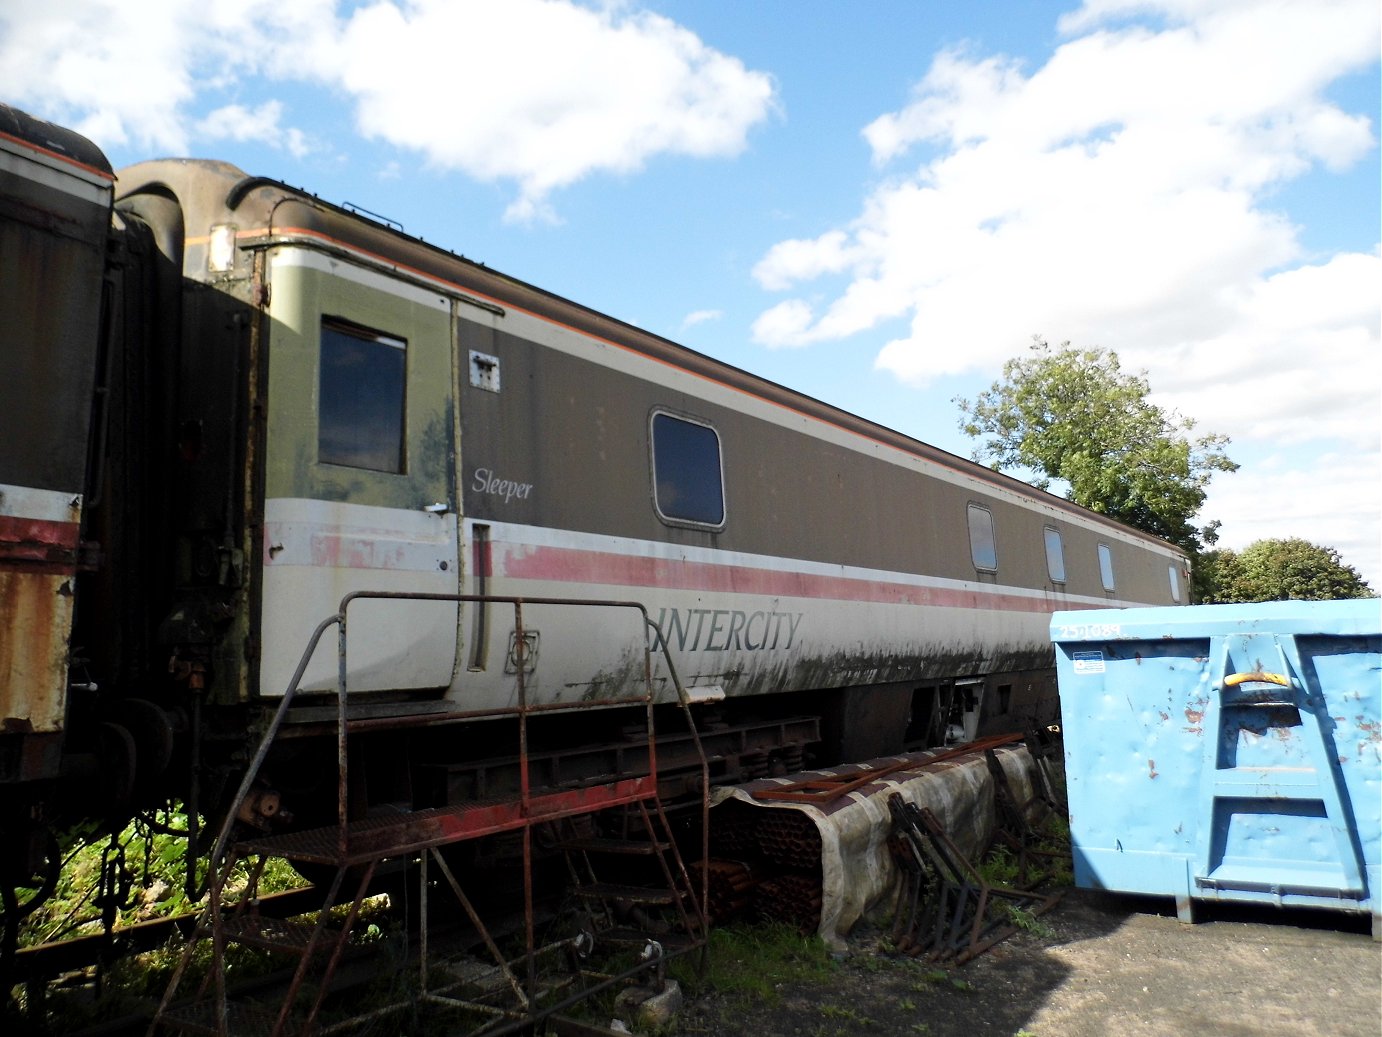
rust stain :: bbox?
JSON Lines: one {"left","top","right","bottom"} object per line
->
{"left": 0, "top": 568, "right": 73, "bottom": 732}
{"left": 1185, "top": 707, "right": 1204, "bottom": 725}
{"left": 1147, "top": 758, "right": 1158, "bottom": 779}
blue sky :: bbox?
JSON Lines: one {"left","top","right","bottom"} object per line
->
{"left": 3, "top": 0, "right": 1378, "bottom": 586}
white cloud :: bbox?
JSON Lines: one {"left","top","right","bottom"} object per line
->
{"left": 750, "top": 0, "right": 1380, "bottom": 574}
{"left": 0, "top": 0, "right": 775, "bottom": 221}
{"left": 1202, "top": 450, "right": 1382, "bottom": 590}
{"left": 0, "top": 0, "right": 328, "bottom": 152}
{"left": 198, "top": 102, "right": 311, "bottom": 157}
{"left": 315, "top": 0, "right": 776, "bottom": 222}
{"left": 681, "top": 309, "right": 723, "bottom": 330}
{"left": 749, "top": 3, "right": 1380, "bottom": 418}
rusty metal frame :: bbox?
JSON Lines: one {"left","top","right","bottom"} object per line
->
{"left": 153, "top": 592, "right": 710, "bottom": 1036}
{"left": 887, "top": 796, "right": 1062, "bottom": 965}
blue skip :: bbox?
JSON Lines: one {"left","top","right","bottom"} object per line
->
{"left": 1051, "top": 599, "right": 1381, "bottom": 938}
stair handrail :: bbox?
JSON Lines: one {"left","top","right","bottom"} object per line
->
{"left": 645, "top": 615, "right": 712, "bottom": 938}
{"left": 205, "top": 612, "right": 343, "bottom": 875}
{"left": 209, "top": 594, "right": 711, "bottom": 909}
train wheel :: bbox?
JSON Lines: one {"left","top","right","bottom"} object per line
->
{"left": 117, "top": 698, "right": 176, "bottom": 799}
{"left": 94, "top": 722, "right": 137, "bottom": 825}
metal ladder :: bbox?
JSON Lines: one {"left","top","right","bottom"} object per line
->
{"left": 148, "top": 593, "right": 709, "bottom": 1036}
{"left": 1189, "top": 630, "right": 1368, "bottom": 916}
{"left": 556, "top": 798, "right": 705, "bottom": 955}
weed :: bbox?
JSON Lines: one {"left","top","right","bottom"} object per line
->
{"left": 670, "top": 921, "right": 835, "bottom": 1005}
{"left": 977, "top": 845, "right": 1020, "bottom": 888}
{"left": 851, "top": 952, "right": 892, "bottom": 974}
{"left": 1001, "top": 903, "right": 1055, "bottom": 938}
{"left": 915, "top": 968, "right": 950, "bottom": 987}
{"left": 821, "top": 1002, "right": 873, "bottom": 1025}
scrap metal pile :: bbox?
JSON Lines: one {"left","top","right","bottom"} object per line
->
{"left": 886, "top": 796, "right": 1062, "bottom": 964}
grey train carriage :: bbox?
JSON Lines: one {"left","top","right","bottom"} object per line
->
{"left": 1, "top": 105, "right": 1189, "bottom": 869}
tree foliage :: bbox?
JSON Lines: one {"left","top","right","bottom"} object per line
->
{"left": 1197, "top": 538, "right": 1375, "bottom": 603}
{"left": 955, "top": 338, "right": 1238, "bottom": 555}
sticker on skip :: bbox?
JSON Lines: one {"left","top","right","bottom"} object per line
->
{"left": 1072, "top": 651, "right": 1106, "bottom": 675}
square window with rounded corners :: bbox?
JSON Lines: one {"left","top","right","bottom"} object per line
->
{"left": 967, "top": 503, "right": 998, "bottom": 572}
{"left": 1098, "top": 542, "right": 1116, "bottom": 592}
{"left": 1043, "top": 526, "right": 1066, "bottom": 584}
{"left": 318, "top": 318, "right": 406, "bottom": 473}
{"left": 650, "top": 411, "right": 725, "bottom": 528}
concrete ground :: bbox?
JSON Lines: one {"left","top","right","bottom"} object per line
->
{"left": 971, "top": 890, "right": 1380, "bottom": 1037}
{"left": 675, "top": 889, "right": 1381, "bottom": 1036}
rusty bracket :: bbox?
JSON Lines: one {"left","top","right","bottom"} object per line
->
{"left": 752, "top": 732, "right": 1025, "bottom": 805}
{"left": 886, "top": 795, "right": 1062, "bottom": 965}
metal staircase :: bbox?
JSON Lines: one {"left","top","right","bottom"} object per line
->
{"left": 148, "top": 593, "right": 709, "bottom": 1036}
{"left": 556, "top": 798, "right": 704, "bottom": 956}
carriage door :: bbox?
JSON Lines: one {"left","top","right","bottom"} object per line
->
{"left": 258, "top": 247, "right": 459, "bottom": 698}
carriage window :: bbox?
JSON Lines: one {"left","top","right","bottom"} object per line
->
{"left": 967, "top": 504, "right": 997, "bottom": 572}
{"left": 1043, "top": 526, "right": 1066, "bottom": 584}
{"left": 318, "top": 319, "right": 406, "bottom": 473}
{"left": 1168, "top": 563, "right": 1181, "bottom": 602}
{"left": 651, "top": 412, "right": 725, "bottom": 527}
{"left": 1098, "top": 543, "right": 1116, "bottom": 592}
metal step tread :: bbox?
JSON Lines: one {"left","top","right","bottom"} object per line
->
{"left": 572, "top": 882, "right": 689, "bottom": 906}
{"left": 1198, "top": 858, "right": 1363, "bottom": 896}
{"left": 234, "top": 776, "right": 660, "bottom": 865}
{"left": 158, "top": 999, "right": 295, "bottom": 1037}
{"left": 557, "top": 836, "right": 670, "bottom": 856}
{"left": 211, "top": 914, "right": 334, "bottom": 955}
{"left": 597, "top": 926, "right": 703, "bottom": 953}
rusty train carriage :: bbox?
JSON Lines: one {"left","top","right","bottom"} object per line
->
{"left": 0, "top": 108, "right": 112, "bottom": 783}
{"left": 2, "top": 105, "right": 1188, "bottom": 902}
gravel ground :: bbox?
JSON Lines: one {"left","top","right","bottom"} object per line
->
{"left": 673, "top": 890, "right": 1381, "bottom": 1037}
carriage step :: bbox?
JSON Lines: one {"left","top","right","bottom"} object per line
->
{"left": 234, "top": 777, "right": 657, "bottom": 865}
{"left": 210, "top": 915, "right": 333, "bottom": 956}
{"left": 558, "top": 836, "right": 670, "bottom": 855}
{"left": 573, "top": 882, "right": 687, "bottom": 906}
{"left": 158, "top": 999, "right": 295, "bottom": 1037}
{"left": 597, "top": 926, "right": 701, "bottom": 953}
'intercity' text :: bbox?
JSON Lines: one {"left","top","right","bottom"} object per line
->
{"left": 655, "top": 607, "right": 804, "bottom": 652}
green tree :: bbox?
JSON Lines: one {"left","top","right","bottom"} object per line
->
{"left": 1198, "top": 538, "right": 1375, "bottom": 602}
{"left": 955, "top": 338, "right": 1238, "bottom": 555}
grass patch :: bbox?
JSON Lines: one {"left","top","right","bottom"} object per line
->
{"left": 19, "top": 806, "right": 302, "bottom": 950}
{"left": 671, "top": 922, "right": 836, "bottom": 1005}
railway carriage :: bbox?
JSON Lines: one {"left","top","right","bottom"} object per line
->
{"left": 2, "top": 104, "right": 1188, "bottom": 918}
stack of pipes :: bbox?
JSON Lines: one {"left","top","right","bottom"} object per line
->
{"left": 753, "top": 873, "right": 822, "bottom": 932}
{"left": 691, "top": 859, "right": 760, "bottom": 922}
{"left": 756, "top": 811, "right": 822, "bottom": 869}
{"left": 707, "top": 800, "right": 824, "bottom": 931}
